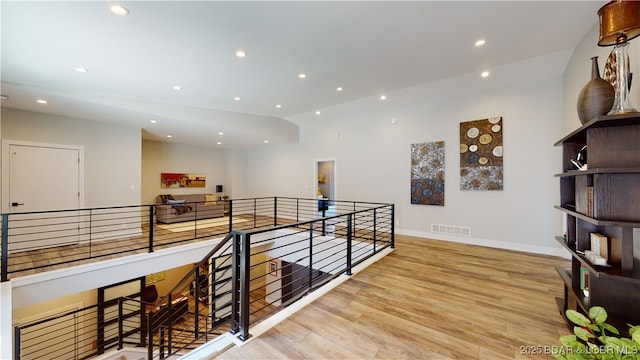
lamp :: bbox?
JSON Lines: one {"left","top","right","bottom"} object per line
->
{"left": 598, "top": 0, "right": 640, "bottom": 114}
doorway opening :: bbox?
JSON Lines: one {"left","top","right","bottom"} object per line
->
{"left": 315, "top": 159, "right": 336, "bottom": 214}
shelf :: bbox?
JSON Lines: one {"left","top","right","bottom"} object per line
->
{"left": 554, "top": 205, "right": 640, "bottom": 228}
{"left": 555, "top": 268, "right": 634, "bottom": 337}
{"left": 555, "top": 113, "right": 640, "bottom": 146}
{"left": 555, "top": 266, "right": 589, "bottom": 313}
{"left": 555, "top": 168, "right": 640, "bottom": 177}
{"left": 555, "top": 236, "right": 640, "bottom": 285}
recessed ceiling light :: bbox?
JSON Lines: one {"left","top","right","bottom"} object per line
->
{"left": 110, "top": 4, "right": 129, "bottom": 15}
{"left": 217, "top": 141, "right": 222, "bottom": 145}
{"left": 236, "top": 50, "right": 246, "bottom": 58}
{"left": 481, "top": 71, "right": 490, "bottom": 78}
{"left": 173, "top": 85, "right": 182, "bottom": 91}
{"left": 276, "top": 104, "right": 282, "bottom": 108}
{"left": 380, "top": 95, "right": 387, "bottom": 100}
{"left": 475, "top": 39, "right": 486, "bottom": 47}
{"left": 336, "top": 87, "right": 343, "bottom": 92}
{"left": 75, "top": 67, "right": 88, "bottom": 73}
{"left": 218, "top": 132, "right": 224, "bottom": 135}
{"left": 166, "top": 135, "right": 173, "bottom": 138}
{"left": 315, "top": 110, "right": 321, "bottom": 115}
{"left": 37, "top": 99, "right": 47, "bottom": 104}
{"left": 264, "top": 140, "right": 269, "bottom": 143}
{"left": 234, "top": 97, "right": 240, "bottom": 101}
{"left": 149, "top": 119, "right": 157, "bottom": 124}
{"left": 298, "top": 73, "right": 306, "bottom": 79}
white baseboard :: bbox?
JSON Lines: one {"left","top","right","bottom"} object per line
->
{"left": 396, "top": 228, "right": 571, "bottom": 259}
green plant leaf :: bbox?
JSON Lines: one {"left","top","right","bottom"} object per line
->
{"left": 560, "top": 334, "right": 577, "bottom": 346}
{"left": 590, "top": 306, "right": 608, "bottom": 324}
{"left": 602, "top": 322, "right": 621, "bottom": 336}
{"left": 575, "top": 326, "right": 595, "bottom": 342}
{"left": 568, "top": 310, "right": 592, "bottom": 326}
{"left": 633, "top": 329, "right": 640, "bottom": 346}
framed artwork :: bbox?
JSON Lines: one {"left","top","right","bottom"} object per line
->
{"left": 161, "top": 172, "right": 206, "bottom": 188}
{"left": 410, "top": 141, "right": 445, "bottom": 206}
{"left": 146, "top": 271, "right": 165, "bottom": 284}
{"left": 269, "top": 260, "right": 278, "bottom": 276}
{"left": 460, "top": 117, "right": 503, "bottom": 190}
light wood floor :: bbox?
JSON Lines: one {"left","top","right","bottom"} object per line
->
{"left": 216, "top": 234, "right": 570, "bottom": 360}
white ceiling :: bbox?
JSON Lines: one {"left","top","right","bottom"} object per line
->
{"left": 1, "top": 1, "right": 603, "bottom": 149}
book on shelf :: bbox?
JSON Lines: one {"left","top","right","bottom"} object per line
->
{"left": 586, "top": 186, "right": 593, "bottom": 217}
{"left": 580, "top": 265, "right": 590, "bottom": 297}
{"left": 590, "top": 232, "right": 609, "bottom": 260}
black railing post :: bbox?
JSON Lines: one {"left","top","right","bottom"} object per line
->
{"left": 273, "top": 197, "right": 278, "bottom": 227}
{"left": 346, "top": 214, "right": 352, "bottom": 276}
{"left": 253, "top": 198, "right": 257, "bottom": 228}
{"left": 193, "top": 202, "right": 199, "bottom": 239}
{"left": 118, "top": 298, "right": 124, "bottom": 350}
{"left": 230, "top": 232, "right": 241, "bottom": 335}
{"left": 308, "top": 222, "right": 314, "bottom": 290}
{"left": 159, "top": 326, "right": 165, "bottom": 360}
{"left": 148, "top": 205, "right": 155, "bottom": 253}
{"left": 373, "top": 208, "right": 377, "bottom": 254}
{"left": 228, "top": 200, "right": 233, "bottom": 231}
{"left": 14, "top": 325, "right": 20, "bottom": 360}
{"left": 2, "top": 213, "right": 9, "bottom": 282}
{"left": 194, "top": 266, "right": 201, "bottom": 339}
{"left": 391, "top": 204, "right": 395, "bottom": 249}
{"left": 238, "top": 233, "right": 251, "bottom": 341}
{"left": 89, "top": 209, "right": 93, "bottom": 257}
{"left": 147, "top": 311, "right": 154, "bottom": 360}
{"left": 167, "top": 294, "right": 173, "bottom": 354}
{"left": 296, "top": 198, "right": 300, "bottom": 222}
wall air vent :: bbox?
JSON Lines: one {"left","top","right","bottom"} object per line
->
{"left": 431, "top": 224, "right": 471, "bottom": 237}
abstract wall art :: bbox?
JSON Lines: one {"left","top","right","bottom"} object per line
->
{"left": 161, "top": 173, "right": 206, "bottom": 188}
{"left": 459, "top": 117, "right": 503, "bottom": 190}
{"left": 411, "top": 141, "right": 445, "bottom": 206}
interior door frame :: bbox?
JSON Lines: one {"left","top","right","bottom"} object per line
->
{"left": 313, "top": 158, "right": 337, "bottom": 200}
{"left": 1, "top": 139, "right": 85, "bottom": 213}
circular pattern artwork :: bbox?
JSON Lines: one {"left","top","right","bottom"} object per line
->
{"left": 411, "top": 141, "right": 445, "bottom": 206}
{"left": 459, "top": 117, "right": 503, "bottom": 190}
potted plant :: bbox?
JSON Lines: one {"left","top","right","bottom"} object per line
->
{"left": 553, "top": 306, "right": 640, "bottom": 359}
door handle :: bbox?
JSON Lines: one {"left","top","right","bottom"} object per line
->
{"left": 11, "top": 202, "right": 24, "bottom": 207}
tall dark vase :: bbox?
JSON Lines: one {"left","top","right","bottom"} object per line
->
{"left": 577, "top": 56, "right": 615, "bottom": 124}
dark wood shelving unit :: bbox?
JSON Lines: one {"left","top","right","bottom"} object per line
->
{"left": 554, "top": 114, "right": 640, "bottom": 331}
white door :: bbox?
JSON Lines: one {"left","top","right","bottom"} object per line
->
{"left": 4, "top": 143, "right": 82, "bottom": 251}
{"left": 9, "top": 144, "right": 80, "bottom": 212}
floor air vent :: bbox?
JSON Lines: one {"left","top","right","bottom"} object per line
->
{"left": 431, "top": 224, "right": 471, "bottom": 237}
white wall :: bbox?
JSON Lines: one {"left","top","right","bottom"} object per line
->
{"left": 1, "top": 108, "right": 141, "bottom": 207}
{"left": 141, "top": 140, "right": 226, "bottom": 204}
{"left": 247, "top": 52, "right": 571, "bottom": 256}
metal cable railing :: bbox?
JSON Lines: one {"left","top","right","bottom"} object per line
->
{"left": 9, "top": 197, "right": 394, "bottom": 360}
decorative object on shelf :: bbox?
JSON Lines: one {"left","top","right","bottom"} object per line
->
{"left": 459, "top": 117, "right": 503, "bottom": 190}
{"left": 161, "top": 172, "right": 206, "bottom": 188}
{"left": 576, "top": 57, "right": 614, "bottom": 124}
{"left": 597, "top": 0, "right": 640, "bottom": 114}
{"left": 410, "top": 141, "right": 445, "bottom": 205}
{"left": 570, "top": 145, "right": 588, "bottom": 170}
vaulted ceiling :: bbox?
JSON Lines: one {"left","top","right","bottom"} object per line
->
{"left": 1, "top": 1, "right": 603, "bottom": 149}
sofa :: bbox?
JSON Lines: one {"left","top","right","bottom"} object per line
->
{"left": 155, "top": 193, "right": 224, "bottom": 224}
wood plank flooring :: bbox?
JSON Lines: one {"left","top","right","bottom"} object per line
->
{"left": 216, "top": 234, "right": 570, "bottom": 360}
